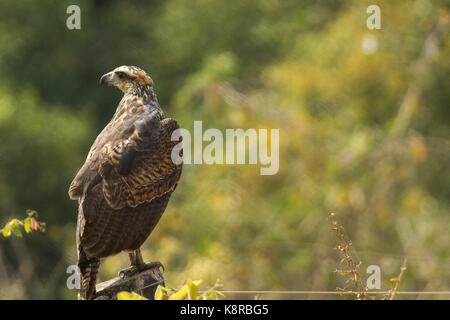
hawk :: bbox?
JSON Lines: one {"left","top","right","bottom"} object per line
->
{"left": 68, "top": 66, "right": 182, "bottom": 300}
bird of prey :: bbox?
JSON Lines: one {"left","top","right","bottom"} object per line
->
{"left": 68, "top": 66, "right": 182, "bottom": 300}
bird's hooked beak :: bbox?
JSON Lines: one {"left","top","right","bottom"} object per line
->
{"left": 99, "top": 72, "right": 115, "bottom": 86}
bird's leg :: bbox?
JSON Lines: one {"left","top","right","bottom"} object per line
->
{"left": 118, "top": 252, "right": 138, "bottom": 278}
{"left": 134, "top": 248, "right": 165, "bottom": 272}
{"left": 118, "top": 248, "right": 164, "bottom": 278}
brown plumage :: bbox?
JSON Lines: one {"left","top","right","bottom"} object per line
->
{"left": 68, "top": 66, "right": 182, "bottom": 300}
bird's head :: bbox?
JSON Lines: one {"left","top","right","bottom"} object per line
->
{"left": 99, "top": 66, "right": 153, "bottom": 93}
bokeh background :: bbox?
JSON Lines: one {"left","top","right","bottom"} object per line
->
{"left": 0, "top": 0, "right": 448, "bottom": 299}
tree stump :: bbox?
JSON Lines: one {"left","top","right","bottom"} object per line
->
{"left": 94, "top": 267, "right": 164, "bottom": 300}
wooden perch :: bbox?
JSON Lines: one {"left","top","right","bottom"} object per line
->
{"left": 95, "top": 266, "right": 165, "bottom": 300}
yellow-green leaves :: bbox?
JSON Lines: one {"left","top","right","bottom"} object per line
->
{"left": 154, "top": 285, "right": 171, "bottom": 300}
{"left": 0, "top": 210, "right": 46, "bottom": 239}
{"left": 117, "top": 291, "right": 148, "bottom": 300}
{"left": 2, "top": 219, "right": 22, "bottom": 237}
{"left": 202, "top": 287, "right": 225, "bottom": 300}
{"left": 155, "top": 279, "right": 224, "bottom": 300}
{"left": 117, "top": 279, "right": 224, "bottom": 300}
{"left": 186, "top": 279, "right": 200, "bottom": 300}
{"left": 167, "top": 279, "right": 202, "bottom": 300}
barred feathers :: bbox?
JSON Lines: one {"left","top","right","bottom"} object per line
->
{"left": 69, "top": 66, "right": 182, "bottom": 300}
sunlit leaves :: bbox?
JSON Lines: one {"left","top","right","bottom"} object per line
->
{"left": 155, "top": 279, "right": 224, "bottom": 300}
{"left": 116, "top": 279, "right": 224, "bottom": 301}
{"left": 117, "top": 291, "right": 148, "bottom": 300}
{"left": 0, "top": 210, "right": 46, "bottom": 239}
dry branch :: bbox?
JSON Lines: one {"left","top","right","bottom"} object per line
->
{"left": 94, "top": 267, "right": 165, "bottom": 300}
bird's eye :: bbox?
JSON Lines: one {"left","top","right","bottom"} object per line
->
{"left": 116, "top": 72, "right": 126, "bottom": 78}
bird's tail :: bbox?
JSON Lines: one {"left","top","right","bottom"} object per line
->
{"left": 78, "top": 249, "right": 100, "bottom": 300}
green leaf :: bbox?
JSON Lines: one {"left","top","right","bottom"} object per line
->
{"left": 24, "top": 218, "right": 31, "bottom": 233}
{"left": 168, "top": 284, "right": 188, "bottom": 300}
{"left": 117, "top": 291, "right": 147, "bottom": 300}
{"left": 8, "top": 219, "right": 22, "bottom": 229}
{"left": 159, "top": 286, "right": 175, "bottom": 295}
{"left": 187, "top": 279, "right": 201, "bottom": 300}
{"left": 154, "top": 285, "right": 166, "bottom": 300}
{"left": 1, "top": 227, "right": 12, "bottom": 237}
{"left": 11, "top": 226, "right": 23, "bottom": 237}
{"left": 202, "top": 289, "right": 225, "bottom": 300}
{"left": 169, "top": 280, "right": 202, "bottom": 300}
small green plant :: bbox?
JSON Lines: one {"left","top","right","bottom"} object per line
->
{"left": 117, "top": 279, "right": 224, "bottom": 300}
{"left": 0, "top": 210, "right": 46, "bottom": 238}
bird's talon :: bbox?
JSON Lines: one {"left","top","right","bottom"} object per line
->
{"left": 147, "top": 261, "right": 165, "bottom": 272}
{"left": 118, "top": 267, "right": 138, "bottom": 279}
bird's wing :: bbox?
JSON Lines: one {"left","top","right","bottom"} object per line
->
{"left": 68, "top": 124, "right": 111, "bottom": 200}
{"left": 98, "top": 112, "right": 182, "bottom": 209}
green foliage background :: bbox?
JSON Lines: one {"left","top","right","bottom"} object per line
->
{"left": 0, "top": 0, "right": 448, "bottom": 299}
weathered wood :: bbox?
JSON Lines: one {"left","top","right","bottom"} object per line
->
{"left": 95, "top": 267, "right": 165, "bottom": 300}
